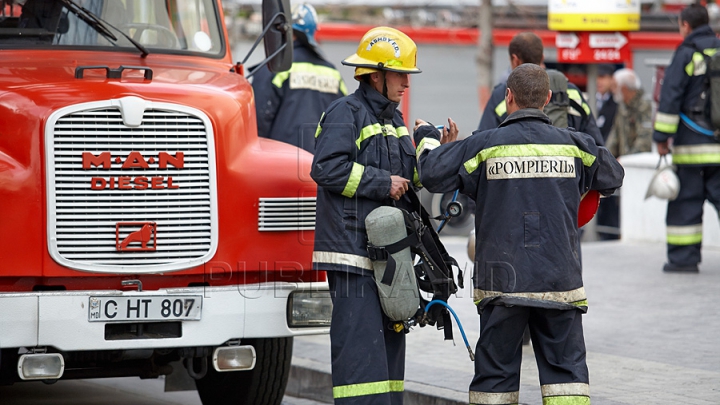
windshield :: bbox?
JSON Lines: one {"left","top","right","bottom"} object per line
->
{"left": 0, "top": 0, "right": 224, "bottom": 56}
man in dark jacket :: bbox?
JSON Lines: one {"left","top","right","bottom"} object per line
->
{"left": 652, "top": 4, "right": 720, "bottom": 273}
{"left": 478, "top": 32, "right": 604, "bottom": 146}
{"left": 252, "top": 3, "right": 346, "bottom": 153}
{"left": 596, "top": 63, "right": 618, "bottom": 143}
{"left": 414, "top": 64, "right": 624, "bottom": 405}
{"left": 311, "top": 26, "right": 457, "bottom": 405}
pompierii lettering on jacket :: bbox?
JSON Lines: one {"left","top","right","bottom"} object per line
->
{"left": 486, "top": 156, "right": 576, "bottom": 180}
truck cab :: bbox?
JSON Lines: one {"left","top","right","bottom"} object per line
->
{"left": 0, "top": 1, "right": 330, "bottom": 403}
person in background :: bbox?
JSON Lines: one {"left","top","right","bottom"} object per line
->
{"left": 478, "top": 32, "right": 604, "bottom": 146}
{"left": 595, "top": 63, "right": 618, "bottom": 144}
{"left": 414, "top": 63, "right": 624, "bottom": 405}
{"left": 607, "top": 68, "right": 653, "bottom": 157}
{"left": 597, "top": 68, "right": 654, "bottom": 240}
{"left": 252, "top": 3, "right": 347, "bottom": 153}
{"left": 652, "top": 4, "right": 720, "bottom": 273}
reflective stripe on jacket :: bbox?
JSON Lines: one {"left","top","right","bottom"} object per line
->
{"left": 311, "top": 82, "right": 417, "bottom": 275}
{"left": 652, "top": 25, "right": 720, "bottom": 166}
{"left": 417, "top": 109, "right": 624, "bottom": 310}
{"left": 252, "top": 43, "right": 347, "bottom": 153}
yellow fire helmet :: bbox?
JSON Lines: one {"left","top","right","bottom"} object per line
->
{"left": 342, "top": 26, "right": 421, "bottom": 80}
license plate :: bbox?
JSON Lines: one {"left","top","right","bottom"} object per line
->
{"left": 88, "top": 295, "right": 202, "bottom": 322}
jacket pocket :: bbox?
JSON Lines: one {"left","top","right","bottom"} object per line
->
{"left": 524, "top": 212, "right": 540, "bottom": 247}
{"left": 399, "top": 138, "right": 417, "bottom": 178}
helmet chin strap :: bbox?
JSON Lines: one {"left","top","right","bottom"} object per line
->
{"left": 381, "top": 71, "right": 389, "bottom": 100}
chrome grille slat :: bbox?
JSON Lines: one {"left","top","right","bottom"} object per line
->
{"left": 57, "top": 234, "right": 212, "bottom": 244}
{"left": 258, "top": 197, "right": 316, "bottom": 231}
{"left": 56, "top": 226, "right": 210, "bottom": 232}
{"left": 58, "top": 219, "right": 210, "bottom": 229}
{"left": 47, "top": 100, "right": 218, "bottom": 273}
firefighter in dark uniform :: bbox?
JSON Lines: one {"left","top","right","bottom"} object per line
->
{"left": 311, "top": 27, "right": 456, "bottom": 405}
{"left": 478, "top": 32, "right": 604, "bottom": 146}
{"left": 252, "top": 3, "right": 347, "bottom": 153}
{"left": 414, "top": 64, "right": 624, "bottom": 405}
{"left": 653, "top": 4, "right": 720, "bottom": 273}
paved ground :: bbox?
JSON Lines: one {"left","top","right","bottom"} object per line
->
{"left": 287, "top": 238, "right": 720, "bottom": 405}
{"left": 0, "top": 376, "right": 326, "bottom": 405}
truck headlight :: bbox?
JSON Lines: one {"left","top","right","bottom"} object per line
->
{"left": 287, "top": 291, "right": 332, "bottom": 327}
{"left": 18, "top": 353, "right": 65, "bottom": 380}
{"left": 213, "top": 345, "right": 256, "bottom": 372}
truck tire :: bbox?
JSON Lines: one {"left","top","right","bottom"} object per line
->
{"left": 195, "top": 337, "right": 293, "bottom": 405}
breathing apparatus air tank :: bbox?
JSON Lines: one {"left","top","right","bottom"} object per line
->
{"left": 365, "top": 206, "right": 420, "bottom": 322}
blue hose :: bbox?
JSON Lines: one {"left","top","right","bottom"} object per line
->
{"left": 425, "top": 299, "right": 475, "bottom": 361}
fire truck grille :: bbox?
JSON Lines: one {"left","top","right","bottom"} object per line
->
{"left": 258, "top": 198, "right": 316, "bottom": 231}
{"left": 47, "top": 103, "right": 218, "bottom": 273}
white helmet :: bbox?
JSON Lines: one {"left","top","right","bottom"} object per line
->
{"left": 645, "top": 160, "right": 680, "bottom": 200}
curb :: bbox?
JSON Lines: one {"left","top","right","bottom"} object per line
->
{"left": 286, "top": 357, "right": 467, "bottom": 405}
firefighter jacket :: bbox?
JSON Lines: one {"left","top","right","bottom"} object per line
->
{"left": 653, "top": 24, "right": 720, "bottom": 166}
{"left": 311, "top": 82, "right": 418, "bottom": 275}
{"left": 478, "top": 81, "right": 605, "bottom": 146}
{"left": 415, "top": 109, "right": 624, "bottom": 311}
{"left": 252, "top": 42, "right": 347, "bottom": 153}
{"left": 606, "top": 88, "right": 653, "bottom": 157}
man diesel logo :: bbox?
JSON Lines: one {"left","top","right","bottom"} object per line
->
{"left": 82, "top": 151, "right": 184, "bottom": 190}
{"left": 116, "top": 222, "right": 156, "bottom": 252}
{"left": 486, "top": 156, "right": 576, "bottom": 180}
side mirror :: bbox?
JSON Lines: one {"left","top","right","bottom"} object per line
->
{"left": 262, "top": 0, "right": 293, "bottom": 73}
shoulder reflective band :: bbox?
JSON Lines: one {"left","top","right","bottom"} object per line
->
{"left": 416, "top": 137, "right": 441, "bottom": 156}
{"left": 671, "top": 144, "right": 720, "bottom": 164}
{"left": 684, "top": 49, "right": 717, "bottom": 76}
{"left": 654, "top": 112, "right": 680, "bottom": 134}
{"left": 356, "top": 124, "right": 409, "bottom": 148}
{"left": 494, "top": 100, "right": 507, "bottom": 117}
{"left": 356, "top": 123, "right": 382, "bottom": 148}
{"left": 332, "top": 380, "right": 404, "bottom": 399}
{"left": 463, "top": 144, "right": 596, "bottom": 175}
{"left": 312, "top": 251, "right": 374, "bottom": 270}
{"left": 469, "top": 390, "right": 519, "bottom": 405}
{"left": 473, "top": 287, "right": 587, "bottom": 306}
{"left": 567, "top": 89, "right": 591, "bottom": 116}
{"left": 679, "top": 113, "right": 715, "bottom": 136}
{"left": 667, "top": 224, "right": 703, "bottom": 245}
{"left": 541, "top": 383, "right": 590, "bottom": 405}
{"left": 272, "top": 62, "right": 347, "bottom": 95}
{"left": 341, "top": 162, "right": 365, "bottom": 197}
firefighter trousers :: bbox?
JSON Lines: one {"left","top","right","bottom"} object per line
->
{"left": 327, "top": 271, "right": 406, "bottom": 405}
{"left": 666, "top": 166, "right": 720, "bottom": 266}
{"left": 469, "top": 304, "right": 590, "bottom": 405}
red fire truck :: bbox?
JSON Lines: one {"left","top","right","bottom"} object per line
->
{"left": 0, "top": 0, "right": 330, "bottom": 403}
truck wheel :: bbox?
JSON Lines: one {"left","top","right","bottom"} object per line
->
{"left": 195, "top": 337, "right": 293, "bottom": 405}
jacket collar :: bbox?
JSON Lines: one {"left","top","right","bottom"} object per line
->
{"left": 357, "top": 81, "right": 399, "bottom": 120}
{"left": 683, "top": 25, "right": 716, "bottom": 45}
{"left": 499, "top": 108, "right": 552, "bottom": 128}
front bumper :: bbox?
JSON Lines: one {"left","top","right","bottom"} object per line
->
{"left": 0, "top": 282, "right": 330, "bottom": 351}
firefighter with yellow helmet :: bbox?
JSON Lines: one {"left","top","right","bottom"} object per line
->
{"left": 311, "top": 27, "right": 456, "bottom": 405}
